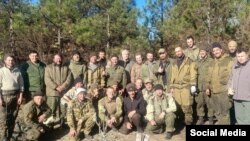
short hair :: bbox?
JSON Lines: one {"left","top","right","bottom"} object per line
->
{"left": 53, "top": 53, "right": 63, "bottom": 59}
{"left": 29, "top": 50, "right": 38, "bottom": 55}
{"left": 186, "top": 35, "right": 194, "bottom": 41}
{"left": 135, "top": 52, "right": 142, "bottom": 57}
{"left": 110, "top": 54, "right": 119, "bottom": 59}
{"left": 99, "top": 50, "right": 106, "bottom": 53}
{"left": 4, "top": 54, "right": 15, "bottom": 61}
{"left": 146, "top": 51, "right": 154, "bottom": 55}
{"left": 121, "top": 49, "right": 129, "bottom": 54}
{"left": 236, "top": 48, "right": 249, "bottom": 54}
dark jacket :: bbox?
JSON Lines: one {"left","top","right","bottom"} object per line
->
{"left": 123, "top": 93, "right": 146, "bottom": 122}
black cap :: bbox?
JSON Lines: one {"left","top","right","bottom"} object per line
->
{"left": 74, "top": 77, "right": 83, "bottom": 85}
{"left": 154, "top": 84, "right": 164, "bottom": 90}
{"left": 212, "top": 42, "right": 222, "bottom": 49}
{"left": 33, "top": 91, "right": 44, "bottom": 97}
{"left": 126, "top": 83, "right": 136, "bottom": 92}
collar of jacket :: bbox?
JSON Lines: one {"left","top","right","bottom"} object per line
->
{"left": 235, "top": 59, "right": 250, "bottom": 69}
{"left": 71, "top": 59, "right": 84, "bottom": 65}
{"left": 3, "top": 66, "right": 18, "bottom": 72}
{"left": 144, "top": 60, "right": 156, "bottom": 65}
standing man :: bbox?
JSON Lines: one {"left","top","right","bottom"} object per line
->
{"left": 155, "top": 48, "right": 173, "bottom": 90}
{"left": 130, "top": 53, "right": 143, "bottom": 83}
{"left": 20, "top": 50, "right": 46, "bottom": 102}
{"left": 141, "top": 51, "right": 158, "bottom": 84}
{"left": 0, "top": 54, "right": 24, "bottom": 140}
{"left": 105, "top": 55, "right": 127, "bottom": 94}
{"left": 67, "top": 51, "right": 86, "bottom": 82}
{"left": 169, "top": 47, "right": 197, "bottom": 125}
{"left": 228, "top": 40, "right": 238, "bottom": 60}
{"left": 195, "top": 46, "right": 214, "bottom": 125}
{"left": 16, "top": 91, "right": 52, "bottom": 141}
{"left": 206, "top": 42, "right": 234, "bottom": 125}
{"left": 97, "top": 50, "right": 107, "bottom": 68}
{"left": 67, "top": 88, "right": 96, "bottom": 140}
{"left": 118, "top": 49, "right": 134, "bottom": 83}
{"left": 228, "top": 48, "right": 250, "bottom": 124}
{"left": 45, "top": 54, "right": 72, "bottom": 122}
{"left": 98, "top": 87, "right": 123, "bottom": 131}
{"left": 146, "top": 84, "right": 176, "bottom": 140}
{"left": 184, "top": 35, "right": 200, "bottom": 61}
{"left": 85, "top": 52, "right": 106, "bottom": 88}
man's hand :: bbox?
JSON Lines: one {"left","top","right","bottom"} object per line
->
{"left": 119, "top": 89, "right": 124, "bottom": 95}
{"left": 158, "top": 66, "right": 164, "bottom": 73}
{"left": 77, "top": 119, "right": 83, "bottom": 126}
{"left": 38, "top": 114, "right": 47, "bottom": 123}
{"left": 150, "top": 120, "right": 156, "bottom": 126}
{"left": 39, "top": 127, "right": 45, "bottom": 133}
{"left": 69, "top": 129, "right": 76, "bottom": 137}
{"left": 170, "top": 88, "right": 174, "bottom": 95}
{"left": 110, "top": 116, "right": 117, "bottom": 123}
{"left": 205, "top": 89, "right": 210, "bottom": 96}
{"left": 128, "top": 110, "right": 136, "bottom": 118}
{"left": 126, "top": 122, "right": 132, "bottom": 129}
{"left": 0, "top": 97, "right": 4, "bottom": 107}
{"left": 107, "top": 119, "right": 112, "bottom": 128}
{"left": 17, "top": 94, "right": 23, "bottom": 105}
{"left": 159, "top": 112, "right": 165, "bottom": 119}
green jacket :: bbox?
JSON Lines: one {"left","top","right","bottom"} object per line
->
{"left": 22, "top": 100, "right": 51, "bottom": 129}
{"left": 106, "top": 65, "right": 127, "bottom": 88}
{"left": 155, "top": 58, "right": 173, "bottom": 87}
{"left": 206, "top": 54, "right": 234, "bottom": 94}
{"left": 98, "top": 96, "right": 123, "bottom": 122}
{"left": 197, "top": 57, "right": 213, "bottom": 91}
{"left": 184, "top": 46, "right": 200, "bottom": 61}
{"left": 68, "top": 60, "right": 87, "bottom": 82}
{"left": 85, "top": 64, "right": 105, "bottom": 88}
{"left": 45, "top": 63, "right": 73, "bottom": 97}
{"left": 141, "top": 61, "right": 158, "bottom": 83}
{"left": 146, "top": 93, "right": 176, "bottom": 121}
{"left": 20, "top": 61, "right": 46, "bottom": 92}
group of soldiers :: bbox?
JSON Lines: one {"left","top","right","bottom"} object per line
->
{"left": 0, "top": 35, "right": 249, "bottom": 141}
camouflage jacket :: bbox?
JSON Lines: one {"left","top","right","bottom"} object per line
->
{"left": 106, "top": 65, "right": 127, "bottom": 88}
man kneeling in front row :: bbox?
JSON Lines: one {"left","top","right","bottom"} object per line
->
{"left": 145, "top": 84, "right": 176, "bottom": 140}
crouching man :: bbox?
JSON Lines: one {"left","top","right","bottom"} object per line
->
{"left": 67, "top": 88, "right": 96, "bottom": 141}
{"left": 15, "top": 91, "right": 52, "bottom": 141}
{"left": 145, "top": 84, "right": 176, "bottom": 140}
{"left": 98, "top": 87, "right": 123, "bottom": 132}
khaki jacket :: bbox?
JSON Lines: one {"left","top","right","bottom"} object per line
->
{"left": 169, "top": 57, "right": 197, "bottom": 89}
{"left": 85, "top": 64, "right": 105, "bottom": 88}
{"left": 184, "top": 46, "right": 200, "bottom": 61}
{"left": 45, "top": 64, "right": 73, "bottom": 97}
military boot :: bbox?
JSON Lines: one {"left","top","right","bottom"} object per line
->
{"left": 165, "top": 132, "right": 172, "bottom": 140}
{"left": 196, "top": 117, "right": 204, "bottom": 125}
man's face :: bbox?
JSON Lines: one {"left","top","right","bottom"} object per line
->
{"left": 212, "top": 48, "right": 223, "bottom": 58}
{"left": 75, "top": 82, "right": 83, "bottom": 88}
{"left": 199, "top": 50, "right": 207, "bottom": 59}
{"left": 53, "top": 55, "right": 62, "bottom": 65}
{"left": 111, "top": 57, "right": 118, "bottom": 66}
{"left": 4, "top": 56, "right": 15, "bottom": 68}
{"left": 122, "top": 51, "right": 129, "bottom": 60}
{"left": 237, "top": 52, "right": 248, "bottom": 64}
{"left": 29, "top": 53, "right": 39, "bottom": 63}
{"left": 146, "top": 53, "right": 154, "bottom": 62}
{"left": 128, "top": 90, "right": 136, "bottom": 99}
{"left": 187, "top": 38, "right": 194, "bottom": 48}
{"left": 135, "top": 55, "right": 143, "bottom": 64}
{"left": 72, "top": 54, "right": 80, "bottom": 62}
{"left": 228, "top": 41, "right": 237, "bottom": 53}
{"left": 145, "top": 83, "right": 153, "bottom": 91}
{"left": 111, "top": 84, "right": 118, "bottom": 91}
{"left": 33, "top": 96, "right": 44, "bottom": 106}
{"left": 155, "top": 89, "right": 163, "bottom": 97}
{"left": 135, "top": 79, "right": 143, "bottom": 89}
{"left": 90, "top": 56, "right": 97, "bottom": 64}
{"left": 77, "top": 93, "right": 86, "bottom": 102}
{"left": 99, "top": 52, "right": 105, "bottom": 59}
{"left": 106, "top": 88, "right": 115, "bottom": 100}
{"left": 159, "top": 52, "right": 167, "bottom": 60}
{"left": 175, "top": 47, "right": 183, "bottom": 58}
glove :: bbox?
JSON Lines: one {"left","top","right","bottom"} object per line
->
{"left": 228, "top": 87, "right": 234, "bottom": 96}
{"left": 190, "top": 86, "right": 198, "bottom": 96}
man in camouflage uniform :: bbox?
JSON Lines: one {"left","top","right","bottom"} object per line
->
{"left": 85, "top": 52, "right": 106, "bottom": 88}
{"left": 146, "top": 84, "right": 176, "bottom": 140}
{"left": 15, "top": 91, "right": 52, "bottom": 141}
{"left": 205, "top": 42, "right": 234, "bottom": 125}
{"left": 130, "top": 53, "right": 143, "bottom": 83}
{"left": 184, "top": 35, "right": 200, "bottom": 61}
{"left": 0, "top": 54, "right": 24, "bottom": 140}
{"left": 67, "top": 51, "right": 87, "bottom": 82}
{"left": 169, "top": 47, "right": 197, "bottom": 125}
{"left": 98, "top": 87, "right": 123, "bottom": 131}
{"left": 141, "top": 51, "right": 158, "bottom": 83}
{"left": 97, "top": 50, "right": 108, "bottom": 68}
{"left": 118, "top": 49, "right": 134, "bottom": 83}
{"left": 45, "top": 54, "right": 72, "bottom": 123}
{"left": 227, "top": 40, "right": 238, "bottom": 61}
{"left": 105, "top": 55, "right": 127, "bottom": 94}
{"left": 195, "top": 46, "right": 214, "bottom": 125}
{"left": 67, "top": 88, "right": 96, "bottom": 141}
{"left": 141, "top": 78, "right": 154, "bottom": 103}
{"left": 20, "top": 50, "right": 46, "bottom": 102}
{"left": 155, "top": 48, "right": 173, "bottom": 90}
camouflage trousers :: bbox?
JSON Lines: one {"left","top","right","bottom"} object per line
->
{"left": 145, "top": 112, "right": 176, "bottom": 134}
{"left": 211, "top": 92, "right": 232, "bottom": 125}
{"left": 173, "top": 88, "right": 193, "bottom": 124}
{"left": 0, "top": 94, "right": 17, "bottom": 140}
{"left": 195, "top": 92, "right": 214, "bottom": 118}
{"left": 47, "top": 96, "right": 61, "bottom": 118}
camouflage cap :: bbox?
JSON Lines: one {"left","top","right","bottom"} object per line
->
{"left": 199, "top": 46, "right": 209, "bottom": 52}
{"left": 76, "top": 88, "right": 87, "bottom": 95}
{"left": 33, "top": 91, "right": 44, "bottom": 97}
{"left": 126, "top": 83, "right": 136, "bottom": 92}
{"left": 158, "top": 48, "right": 166, "bottom": 53}
{"left": 144, "top": 78, "right": 153, "bottom": 84}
